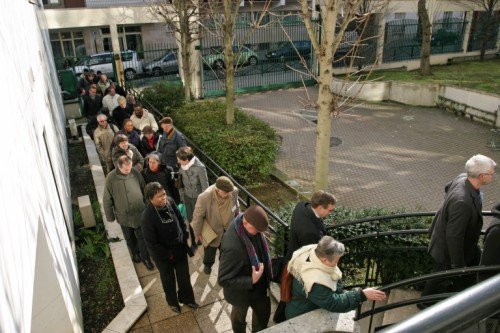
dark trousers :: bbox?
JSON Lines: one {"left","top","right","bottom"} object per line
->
{"left": 230, "top": 295, "right": 271, "bottom": 333}
{"left": 154, "top": 255, "right": 195, "bottom": 307}
{"left": 184, "top": 196, "right": 198, "bottom": 246}
{"left": 203, "top": 245, "right": 218, "bottom": 268}
{"left": 422, "top": 250, "right": 481, "bottom": 300}
{"left": 120, "top": 225, "right": 149, "bottom": 261}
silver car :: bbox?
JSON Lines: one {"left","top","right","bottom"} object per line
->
{"left": 143, "top": 51, "right": 179, "bottom": 77}
{"left": 73, "top": 50, "right": 143, "bottom": 80}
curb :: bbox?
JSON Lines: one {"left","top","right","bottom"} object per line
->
{"left": 81, "top": 126, "right": 147, "bottom": 333}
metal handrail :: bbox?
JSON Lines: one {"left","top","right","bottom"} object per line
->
{"left": 128, "top": 88, "right": 289, "bottom": 237}
{"left": 379, "top": 273, "right": 500, "bottom": 333}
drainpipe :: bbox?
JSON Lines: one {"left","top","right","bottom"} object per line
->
{"left": 110, "top": 24, "right": 124, "bottom": 86}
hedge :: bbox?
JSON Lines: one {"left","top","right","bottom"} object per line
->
{"left": 273, "top": 204, "right": 434, "bottom": 286}
{"left": 172, "top": 100, "right": 279, "bottom": 185}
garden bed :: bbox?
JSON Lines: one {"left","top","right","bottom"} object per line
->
{"left": 68, "top": 139, "right": 123, "bottom": 333}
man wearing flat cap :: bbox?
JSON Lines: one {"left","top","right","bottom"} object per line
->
{"left": 191, "top": 176, "right": 239, "bottom": 274}
{"left": 218, "top": 205, "right": 272, "bottom": 333}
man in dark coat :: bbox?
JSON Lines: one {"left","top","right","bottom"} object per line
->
{"left": 218, "top": 205, "right": 273, "bottom": 333}
{"left": 420, "top": 154, "right": 496, "bottom": 308}
{"left": 82, "top": 84, "right": 102, "bottom": 121}
{"left": 157, "top": 116, "right": 186, "bottom": 169}
{"left": 141, "top": 182, "right": 198, "bottom": 314}
{"left": 478, "top": 202, "right": 500, "bottom": 283}
{"left": 274, "top": 191, "right": 336, "bottom": 323}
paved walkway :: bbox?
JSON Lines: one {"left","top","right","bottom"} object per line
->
{"left": 129, "top": 248, "right": 277, "bottom": 333}
{"left": 235, "top": 87, "right": 500, "bottom": 211}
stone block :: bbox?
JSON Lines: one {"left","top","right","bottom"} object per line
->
{"left": 78, "top": 195, "right": 96, "bottom": 228}
{"left": 68, "top": 118, "right": 78, "bottom": 138}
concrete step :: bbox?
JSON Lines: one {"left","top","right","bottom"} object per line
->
{"left": 357, "top": 298, "right": 388, "bottom": 333}
{"left": 381, "top": 288, "right": 421, "bottom": 327}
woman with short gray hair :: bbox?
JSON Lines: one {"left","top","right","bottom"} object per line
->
{"left": 286, "top": 236, "right": 386, "bottom": 320}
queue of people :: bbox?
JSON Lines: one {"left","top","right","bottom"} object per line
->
{"left": 89, "top": 100, "right": 498, "bottom": 332}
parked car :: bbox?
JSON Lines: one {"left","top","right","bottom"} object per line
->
{"left": 203, "top": 45, "right": 258, "bottom": 69}
{"left": 73, "top": 50, "right": 143, "bottom": 80}
{"left": 143, "top": 51, "right": 179, "bottom": 76}
{"left": 266, "top": 41, "right": 311, "bottom": 61}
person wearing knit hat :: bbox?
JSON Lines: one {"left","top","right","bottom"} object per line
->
{"left": 191, "top": 176, "right": 240, "bottom": 274}
{"left": 218, "top": 205, "right": 273, "bottom": 333}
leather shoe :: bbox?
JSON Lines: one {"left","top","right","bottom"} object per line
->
{"left": 132, "top": 253, "right": 141, "bottom": 263}
{"left": 204, "top": 266, "right": 212, "bottom": 275}
{"left": 143, "top": 259, "right": 155, "bottom": 271}
{"left": 186, "top": 302, "right": 199, "bottom": 309}
{"left": 170, "top": 305, "right": 181, "bottom": 314}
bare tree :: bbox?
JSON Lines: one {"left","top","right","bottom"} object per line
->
{"left": 298, "top": 0, "right": 386, "bottom": 191}
{"left": 148, "top": 0, "right": 201, "bottom": 100}
{"left": 203, "top": 0, "right": 271, "bottom": 125}
{"left": 418, "top": 0, "right": 432, "bottom": 75}
{"left": 461, "top": 0, "right": 500, "bottom": 61}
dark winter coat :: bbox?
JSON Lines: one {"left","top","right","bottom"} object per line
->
{"left": 284, "top": 201, "right": 326, "bottom": 263}
{"left": 116, "top": 128, "right": 141, "bottom": 148}
{"left": 428, "top": 173, "right": 483, "bottom": 268}
{"left": 141, "top": 198, "right": 189, "bottom": 263}
{"left": 142, "top": 164, "right": 176, "bottom": 200}
{"left": 285, "top": 278, "right": 366, "bottom": 319}
{"left": 82, "top": 93, "right": 103, "bottom": 118}
{"left": 157, "top": 129, "right": 186, "bottom": 169}
{"left": 139, "top": 132, "right": 160, "bottom": 157}
{"left": 478, "top": 202, "right": 500, "bottom": 282}
{"left": 112, "top": 105, "right": 133, "bottom": 129}
{"left": 103, "top": 168, "right": 146, "bottom": 228}
{"left": 218, "top": 216, "right": 270, "bottom": 307}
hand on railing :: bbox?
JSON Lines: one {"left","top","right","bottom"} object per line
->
{"left": 362, "top": 288, "right": 387, "bottom": 302}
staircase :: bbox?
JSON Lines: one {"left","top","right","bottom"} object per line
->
{"left": 358, "top": 288, "right": 421, "bottom": 333}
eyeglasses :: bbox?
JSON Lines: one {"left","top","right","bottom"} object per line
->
{"left": 481, "top": 172, "right": 496, "bottom": 177}
{"left": 98, "top": 120, "right": 107, "bottom": 123}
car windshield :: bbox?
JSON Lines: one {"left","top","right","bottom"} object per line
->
{"left": 74, "top": 57, "right": 89, "bottom": 66}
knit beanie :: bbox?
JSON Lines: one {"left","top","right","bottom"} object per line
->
{"left": 215, "top": 176, "right": 234, "bottom": 193}
{"left": 243, "top": 205, "right": 269, "bottom": 233}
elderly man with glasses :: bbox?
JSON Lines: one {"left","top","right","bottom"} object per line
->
{"left": 93, "top": 113, "right": 118, "bottom": 174}
{"left": 420, "top": 154, "right": 497, "bottom": 309}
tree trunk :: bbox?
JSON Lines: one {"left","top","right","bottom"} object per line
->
{"left": 418, "top": 0, "right": 432, "bottom": 76}
{"left": 223, "top": 0, "right": 236, "bottom": 125}
{"left": 179, "top": 1, "right": 192, "bottom": 101}
{"left": 479, "top": 9, "right": 493, "bottom": 61}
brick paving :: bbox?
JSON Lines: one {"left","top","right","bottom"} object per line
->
{"left": 235, "top": 86, "right": 500, "bottom": 211}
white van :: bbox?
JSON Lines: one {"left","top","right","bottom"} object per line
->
{"left": 73, "top": 50, "right": 143, "bottom": 80}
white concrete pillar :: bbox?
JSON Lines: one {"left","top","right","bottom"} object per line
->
{"left": 110, "top": 24, "right": 125, "bottom": 86}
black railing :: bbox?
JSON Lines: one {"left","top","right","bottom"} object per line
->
{"left": 379, "top": 273, "right": 500, "bottom": 333}
{"left": 128, "top": 87, "right": 289, "bottom": 252}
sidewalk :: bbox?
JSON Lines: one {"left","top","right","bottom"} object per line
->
{"left": 235, "top": 87, "right": 500, "bottom": 211}
{"left": 129, "top": 247, "right": 277, "bottom": 333}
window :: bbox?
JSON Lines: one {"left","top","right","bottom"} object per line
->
{"left": 394, "top": 12, "right": 406, "bottom": 20}
{"left": 101, "top": 25, "right": 143, "bottom": 53}
{"left": 50, "top": 30, "right": 86, "bottom": 61}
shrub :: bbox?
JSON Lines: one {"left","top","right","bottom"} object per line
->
{"left": 173, "top": 100, "right": 279, "bottom": 185}
{"left": 141, "top": 81, "right": 184, "bottom": 115}
{"left": 273, "top": 204, "right": 434, "bottom": 286}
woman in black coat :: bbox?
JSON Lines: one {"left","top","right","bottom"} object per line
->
{"left": 141, "top": 182, "right": 198, "bottom": 313}
{"left": 142, "top": 153, "right": 178, "bottom": 203}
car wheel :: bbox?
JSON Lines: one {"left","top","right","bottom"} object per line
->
{"left": 152, "top": 67, "right": 163, "bottom": 77}
{"left": 248, "top": 56, "right": 258, "bottom": 66}
{"left": 124, "top": 69, "right": 136, "bottom": 80}
{"left": 214, "top": 59, "right": 225, "bottom": 70}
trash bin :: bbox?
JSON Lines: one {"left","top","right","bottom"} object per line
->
{"left": 58, "top": 69, "right": 78, "bottom": 101}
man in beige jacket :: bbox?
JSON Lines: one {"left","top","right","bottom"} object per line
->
{"left": 191, "top": 176, "right": 239, "bottom": 274}
{"left": 94, "top": 113, "right": 118, "bottom": 174}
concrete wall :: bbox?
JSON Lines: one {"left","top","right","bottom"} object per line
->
{"left": 332, "top": 78, "right": 500, "bottom": 127}
{"left": 0, "top": 1, "right": 82, "bottom": 332}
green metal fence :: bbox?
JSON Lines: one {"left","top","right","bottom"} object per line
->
{"left": 383, "top": 19, "right": 467, "bottom": 63}
{"left": 200, "top": 20, "right": 317, "bottom": 97}
{"left": 467, "top": 10, "right": 500, "bottom": 52}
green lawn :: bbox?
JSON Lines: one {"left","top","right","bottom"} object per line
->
{"left": 346, "top": 59, "right": 500, "bottom": 95}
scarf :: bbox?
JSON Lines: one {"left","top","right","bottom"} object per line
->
{"left": 166, "top": 128, "right": 175, "bottom": 140}
{"left": 287, "top": 245, "right": 342, "bottom": 296}
{"left": 233, "top": 214, "right": 272, "bottom": 282}
{"left": 146, "top": 136, "right": 155, "bottom": 149}
{"left": 212, "top": 189, "right": 233, "bottom": 228}
{"left": 181, "top": 156, "right": 197, "bottom": 171}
